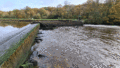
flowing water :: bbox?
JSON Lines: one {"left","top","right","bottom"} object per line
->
{"left": 31, "top": 24, "right": 120, "bottom": 68}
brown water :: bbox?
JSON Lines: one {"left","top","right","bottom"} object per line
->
{"left": 31, "top": 24, "right": 120, "bottom": 68}
{"left": 0, "top": 21, "right": 29, "bottom": 28}
{"left": 0, "top": 21, "right": 30, "bottom": 37}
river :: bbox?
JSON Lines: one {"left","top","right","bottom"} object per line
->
{"left": 31, "top": 24, "right": 120, "bottom": 68}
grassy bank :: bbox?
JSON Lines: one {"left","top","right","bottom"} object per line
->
{"left": 0, "top": 18, "right": 78, "bottom": 21}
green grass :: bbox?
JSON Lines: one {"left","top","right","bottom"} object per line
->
{"left": 0, "top": 18, "right": 78, "bottom": 21}
{"left": 20, "top": 63, "right": 33, "bottom": 68}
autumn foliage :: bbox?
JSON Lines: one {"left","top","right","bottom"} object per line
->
{"left": 0, "top": 0, "right": 120, "bottom": 25}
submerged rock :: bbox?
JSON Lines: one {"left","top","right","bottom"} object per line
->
{"left": 38, "top": 31, "right": 43, "bottom": 34}
{"left": 38, "top": 54, "right": 47, "bottom": 58}
{"left": 35, "top": 40, "right": 40, "bottom": 43}
{"left": 32, "top": 51, "right": 38, "bottom": 57}
{"left": 35, "top": 38, "right": 43, "bottom": 41}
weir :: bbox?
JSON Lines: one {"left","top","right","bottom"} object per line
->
{"left": 0, "top": 23, "right": 40, "bottom": 68}
{"left": 31, "top": 20, "right": 83, "bottom": 30}
{"left": 31, "top": 20, "right": 83, "bottom": 26}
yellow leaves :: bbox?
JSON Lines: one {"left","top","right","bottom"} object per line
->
{"left": 103, "top": 17, "right": 109, "bottom": 21}
{"left": 110, "top": 2, "right": 120, "bottom": 14}
{"left": 109, "top": 65, "right": 114, "bottom": 67}
{"left": 83, "top": 16, "right": 86, "bottom": 19}
{"left": 107, "top": 21, "right": 109, "bottom": 23}
{"left": 27, "top": 12, "right": 30, "bottom": 15}
{"left": 107, "top": 2, "right": 120, "bottom": 24}
{"left": 0, "top": 11, "right": 3, "bottom": 15}
{"left": 17, "top": 15, "right": 23, "bottom": 18}
{"left": 118, "top": 20, "right": 120, "bottom": 22}
{"left": 113, "top": 20, "right": 117, "bottom": 22}
{"left": 109, "top": 8, "right": 115, "bottom": 14}
{"left": 108, "top": 15, "right": 115, "bottom": 19}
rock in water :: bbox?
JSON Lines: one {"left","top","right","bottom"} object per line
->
{"left": 38, "top": 54, "right": 46, "bottom": 58}
{"left": 35, "top": 40, "right": 40, "bottom": 43}
{"left": 33, "top": 51, "right": 38, "bottom": 57}
{"left": 75, "top": 26, "right": 79, "bottom": 28}
{"left": 38, "top": 31, "right": 43, "bottom": 34}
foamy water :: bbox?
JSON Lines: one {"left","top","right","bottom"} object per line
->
{"left": 32, "top": 24, "right": 120, "bottom": 68}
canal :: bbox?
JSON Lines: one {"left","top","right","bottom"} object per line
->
{"left": 31, "top": 24, "right": 120, "bottom": 68}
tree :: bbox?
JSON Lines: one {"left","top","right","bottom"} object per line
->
{"left": 13, "top": 9, "right": 20, "bottom": 18}
{"left": 33, "top": 13, "right": 41, "bottom": 19}
{"left": 2, "top": 12, "right": 9, "bottom": 18}
{"left": 56, "top": 4, "right": 63, "bottom": 18}
{"left": 0, "top": 11, "right": 3, "bottom": 18}
{"left": 57, "top": 4, "right": 63, "bottom": 8}
{"left": 107, "top": 2, "right": 120, "bottom": 25}
{"left": 38, "top": 8, "right": 50, "bottom": 18}
{"left": 29, "top": 9, "right": 35, "bottom": 18}
{"left": 24, "top": 6, "right": 31, "bottom": 18}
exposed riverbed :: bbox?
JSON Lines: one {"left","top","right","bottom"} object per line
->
{"left": 31, "top": 24, "right": 120, "bottom": 68}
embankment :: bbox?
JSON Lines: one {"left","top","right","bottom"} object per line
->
{"left": 32, "top": 20, "right": 83, "bottom": 26}
{"left": 0, "top": 19, "right": 83, "bottom": 27}
{"left": 0, "top": 23, "right": 40, "bottom": 68}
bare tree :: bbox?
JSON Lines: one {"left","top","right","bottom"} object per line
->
{"left": 57, "top": 4, "right": 63, "bottom": 8}
{"left": 96, "top": 0, "right": 99, "bottom": 3}
{"left": 64, "top": 0, "right": 70, "bottom": 6}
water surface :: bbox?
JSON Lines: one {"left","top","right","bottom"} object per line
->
{"left": 31, "top": 24, "right": 120, "bottom": 68}
{"left": 0, "top": 21, "right": 29, "bottom": 37}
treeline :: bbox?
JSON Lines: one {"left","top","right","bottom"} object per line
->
{"left": 83, "top": 0, "right": 120, "bottom": 25}
{"left": 0, "top": 0, "right": 120, "bottom": 25}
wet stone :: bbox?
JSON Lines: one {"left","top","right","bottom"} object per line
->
{"left": 32, "top": 51, "right": 38, "bottom": 57}
{"left": 38, "top": 54, "right": 47, "bottom": 58}
{"left": 38, "top": 31, "right": 43, "bottom": 34}
{"left": 35, "top": 40, "right": 40, "bottom": 43}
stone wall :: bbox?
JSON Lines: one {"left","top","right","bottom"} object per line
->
{"left": 32, "top": 20, "right": 83, "bottom": 26}
{"left": 0, "top": 24, "right": 40, "bottom": 68}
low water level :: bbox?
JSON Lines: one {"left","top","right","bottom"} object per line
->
{"left": 31, "top": 24, "right": 120, "bottom": 68}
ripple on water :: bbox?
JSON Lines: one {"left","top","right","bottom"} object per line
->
{"left": 31, "top": 25, "right": 120, "bottom": 68}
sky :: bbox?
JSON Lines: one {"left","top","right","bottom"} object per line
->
{"left": 0, "top": 0, "right": 88, "bottom": 11}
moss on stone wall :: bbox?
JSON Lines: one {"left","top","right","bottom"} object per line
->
{"left": 0, "top": 23, "right": 40, "bottom": 68}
